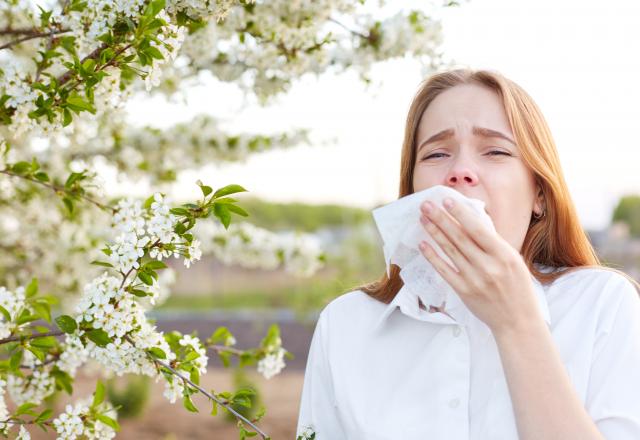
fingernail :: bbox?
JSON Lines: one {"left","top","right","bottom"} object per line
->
{"left": 443, "top": 198, "right": 454, "bottom": 209}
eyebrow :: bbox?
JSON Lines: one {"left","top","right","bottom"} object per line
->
{"left": 417, "top": 126, "right": 516, "bottom": 152}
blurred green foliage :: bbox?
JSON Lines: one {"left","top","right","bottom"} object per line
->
{"left": 223, "top": 368, "right": 263, "bottom": 424}
{"left": 237, "top": 197, "right": 373, "bottom": 232}
{"left": 106, "top": 375, "right": 151, "bottom": 419}
{"left": 612, "top": 195, "right": 640, "bottom": 238}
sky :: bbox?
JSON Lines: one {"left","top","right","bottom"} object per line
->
{"left": 124, "top": 0, "right": 640, "bottom": 231}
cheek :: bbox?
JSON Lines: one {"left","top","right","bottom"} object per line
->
{"left": 412, "top": 168, "right": 444, "bottom": 192}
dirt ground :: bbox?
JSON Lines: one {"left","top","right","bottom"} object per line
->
{"left": 28, "top": 368, "right": 304, "bottom": 440}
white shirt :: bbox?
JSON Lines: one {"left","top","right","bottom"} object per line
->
{"left": 296, "top": 264, "right": 640, "bottom": 439}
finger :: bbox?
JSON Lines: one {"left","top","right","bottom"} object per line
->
{"left": 420, "top": 200, "right": 488, "bottom": 268}
{"left": 420, "top": 215, "right": 472, "bottom": 275}
{"left": 418, "top": 240, "right": 467, "bottom": 295}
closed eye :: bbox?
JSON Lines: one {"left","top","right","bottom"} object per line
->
{"left": 421, "top": 150, "right": 511, "bottom": 160}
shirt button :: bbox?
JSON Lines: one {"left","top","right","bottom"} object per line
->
{"left": 452, "top": 326, "right": 462, "bottom": 337}
{"left": 449, "top": 398, "right": 460, "bottom": 408}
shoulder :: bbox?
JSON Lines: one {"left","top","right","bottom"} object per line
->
{"left": 316, "top": 289, "right": 385, "bottom": 330}
{"left": 552, "top": 266, "right": 639, "bottom": 298}
{"left": 551, "top": 267, "right": 640, "bottom": 331}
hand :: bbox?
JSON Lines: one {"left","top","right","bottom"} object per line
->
{"left": 418, "top": 197, "right": 542, "bottom": 336}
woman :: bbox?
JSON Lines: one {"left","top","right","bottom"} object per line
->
{"left": 296, "top": 68, "right": 640, "bottom": 439}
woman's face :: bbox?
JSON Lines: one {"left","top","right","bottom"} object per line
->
{"left": 412, "top": 83, "right": 543, "bottom": 254}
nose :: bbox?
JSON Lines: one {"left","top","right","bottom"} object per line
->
{"left": 445, "top": 161, "right": 479, "bottom": 187}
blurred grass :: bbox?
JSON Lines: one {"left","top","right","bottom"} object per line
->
{"left": 236, "top": 197, "right": 373, "bottom": 232}
{"left": 157, "top": 272, "right": 370, "bottom": 317}
{"left": 153, "top": 196, "right": 387, "bottom": 319}
{"left": 160, "top": 217, "right": 386, "bottom": 317}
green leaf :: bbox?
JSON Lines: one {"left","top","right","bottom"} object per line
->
{"left": 198, "top": 184, "right": 212, "bottom": 197}
{"left": 25, "top": 278, "right": 38, "bottom": 297}
{"left": 138, "top": 272, "right": 153, "bottom": 286}
{"left": 211, "top": 197, "right": 237, "bottom": 204}
{"left": 82, "top": 58, "right": 96, "bottom": 73}
{"left": 64, "top": 171, "right": 86, "bottom": 188}
{"left": 210, "top": 400, "right": 218, "bottom": 416}
{"left": 90, "top": 260, "right": 114, "bottom": 268}
{"left": 36, "top": 408, "right": 53, "bottom": 423}
{"left": 93, "top": 380, "right": 105, "bottom": 407}
{"left": 144, "top": 0, "right": 165, "bottom": 17}
{"left": 31, "top": 302, "right": 51, "bottom": 324}
{"left": 145, "top": 46, "right": 165, "bottom": 60}
{"left": 189, "top": 367, "right": 200, "bottom": 386}
{"left": 55, "top": 315, "right": 77, "bottom": 334}
{"left": 34, "top": 171, "right": 50, "bottom": 182}
{"left": 86, "top": 329, "right": 112, "bottom": 347}
{"left": 62, "top": 197, "right": 74, "bottom": 214}
{"left": 208, "top": 326, "right": 231, "bottom": 345}
{"left": 30, "top": 335, "right": 56, "bottom": 349}
{"left": 213, "top": 184, "right": 248, "bottom": 199}
{"left": 148, "top": 347, "right": 166, "bottom": 359}
{"left": 0, "top": 304, "right": 11, "bottom": 321}
{"left": 218, "top": 350, "right": 231, "bottom": 368}
{"left": 62, "top": 107, "right": 73, "bottom": 126}
{"left": 174, "top": 222, "right": 187, "bottom": 234}
{"left": 183, "top": 350, "right": 199, "bottom": 363}
{"left": 96, "top": 414, "right": 120, "bottom": 431}
{"left": 213, "top": 204, "right": 231, "bottom": 229}
{"left": 130, "top": 289, "right": 148, "bottom": 298}
{"left": 66, "top": 95, "right": 95, "bottom": 113}
{"left": 16, "top": 308, "right": 38, "bottom": 325}
{"left": 11, "top": 161, "right": 31, "bottom": 175}
{"left": 9, "top": 349, "right": 23, "bottom": 371}
{"left": 144, "top": 260, "right": 167, "bottom": 270}
{"left": 51, "top": 367, "right": 73, "bottom": 394}
{"left": 16, "top": 402, "right": 38, "bottom": 416}
{"left": 226, "top": 204, "right": 249, "bottom": 217}
{"left": 182, "top": 393, "right": 198, "bottom": 413}
{"left": 169, "top": 208, "right": 189, "bottom": 216}
{"left": 27, "top": 344, "right": 47, "bottom": 362}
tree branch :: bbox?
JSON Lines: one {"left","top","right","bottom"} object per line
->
{"left": 328, "top": 16, "right": 369, "bottom": 40}
{"left": 124, "top": 335, "right": 269, "bottom": 439}
{"left": 0, "top": 169, "right": 115, "bottom": 213}
{"left": 0, "top": 330, "right": 65, "bottom": 346}
{"left": 0, "top": 28, "right": 70, "bottom": 51}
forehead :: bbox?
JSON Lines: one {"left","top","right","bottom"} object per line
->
{"left": 417, "top": 84, "right": 514, "bottom": 141}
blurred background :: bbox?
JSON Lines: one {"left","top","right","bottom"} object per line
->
{"left": 13, "top": 0, "right": 640, "bottom": 438}
{"left": 119, "top": 0, "right": 640, "bottom": 437}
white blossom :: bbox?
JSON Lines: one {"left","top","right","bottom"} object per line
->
{"left": 16, "top": 426, "right": 31, "bottom": 440}
{"left": 257, "top": 346, "right": 286, "bottom": 380}
{"left": 183, "top": 239, "right": 202, "bottom": 268}
{"left": 163, "top": 376, "right": 184, "bottom": 404}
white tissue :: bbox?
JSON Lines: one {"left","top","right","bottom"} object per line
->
{"left": 372, "top": 185, "right": 497, "bottom": 323}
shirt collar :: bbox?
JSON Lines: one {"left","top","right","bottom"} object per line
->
{"left": 372, "top": 265, "right": 552, "bottom": 332}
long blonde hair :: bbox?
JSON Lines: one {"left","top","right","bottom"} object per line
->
{"left": 352, "top": 68, "right": 640, "bottom": 304}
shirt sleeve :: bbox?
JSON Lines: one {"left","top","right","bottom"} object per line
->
{"left": 296, "top": 308, "right": 347, "bottom": 439}
{"left": 586, "top": 274, "right": 640, "bottom": 439}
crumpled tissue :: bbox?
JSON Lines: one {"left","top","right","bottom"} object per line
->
{"left": 371, "top": 184, "right": 496, "bottom": 327}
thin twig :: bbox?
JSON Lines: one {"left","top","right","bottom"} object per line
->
{"left": 328, "top": 16, "right": 369, "bottom": 39}
{"left": 0, "top": 418, "right": 53, "bottom": 426}
{"left": 0, "top": 169, "right": 115, "bottom": 213}
{"left": 57, "top": 42, "right": 132, "bottom": 87}
{"left": 208, "top": 344, "right": 244, "bottom": 356}
{"left": 0, "top": 330, "right": 65, "bottom": 345}
{"left": 124, "top": 335, "right": 269, "bottom": 439}
{"left": 20, "top": 355, "right": 59, "bottom": 369}
{"left": 0, "top": 28, "right": 70, "bottom": 50}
